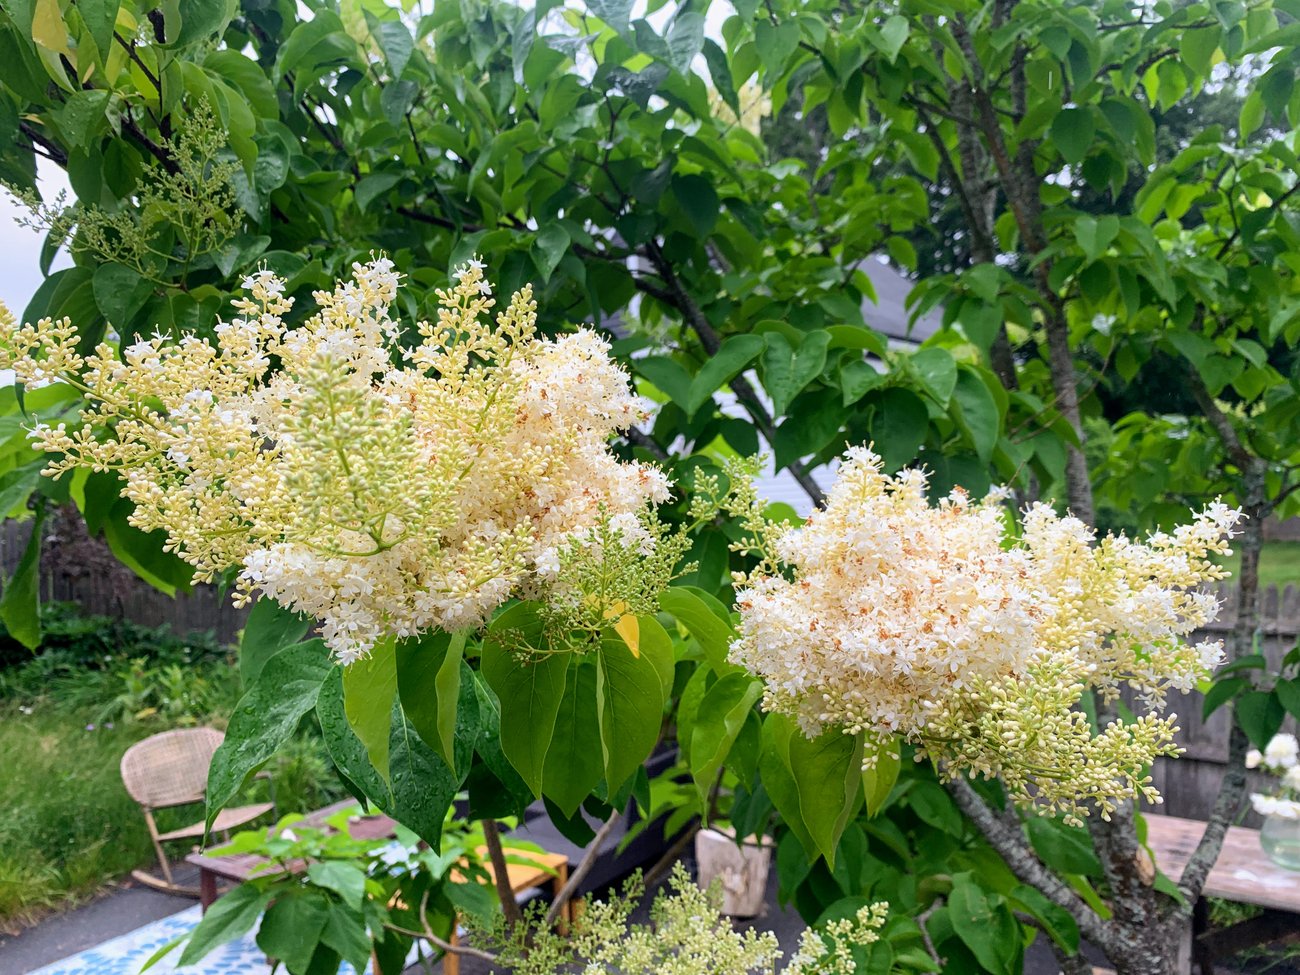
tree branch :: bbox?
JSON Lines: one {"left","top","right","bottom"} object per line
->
{"left": 945, "top": 776, "right": 1115, "bottom": 952}
{"left": 641, "top": 241, "right": 827, "bottom": 508}
{"left": 17, "top": 122, "right": 67, "bottom": 168}
{"left": 621, "top": 425, "right": 670, "bottom": 462}
{"left": 544, "top": 810, "right": 623, "bottom": 928}
{"left": 1178, "top": 457, "right": 1267, "bottom": 903}
{"left": 481, "top": 818, "right": 524, "bottom": 928}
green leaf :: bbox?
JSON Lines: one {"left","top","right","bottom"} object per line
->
{"left": 878, "top": 15, "right": 909, "bottom": 63}
{"left": 596, "top": 631, "right": 668, "bottom": 795}
{"left": 177, "top": 882, "right": 270, "bottom": 966}
{"left": 1179, "top": 25, "right": 1221, "bottom": 75}
{"left": 1073, "top": 215, "right": 1119, "bottom": 265}
{"left": 636, "top": 356, "right": 693, "bottom": 404}
{"left": 703, "top": 39, "right": 739, "bottom": 115}
{"left": 841, "top": 359, "right": 885, "bottom": 405}
{"left": 469, "top": 668, "right": 535, "bottom": 816}
{"left": 672, "top": 173, "right": 718, "bottom": 237}
{"left": 204, "top": 50, "right": 277, "bottom": 119}
{"left": 867, "top": 387, "right": 928, "bottom": 471}
{"left": 75, "top": 0, "right": 119, "bottom": 64}
{"left": 256, "top": 888, "right": 330, "bottom": 974}
{"left": 1277, "top": 679, "right": 1300, "bottom": 719}
{"left": 0, "top": 505, "right": 43, "bottom": 649}
{"left": 759, "top": 714, "right": 817, "bottom": 856}
{"left": 354, "top": 172, "right": 402, "bottom": 213}
{"left": 1236, "top": 690, "right": 1286, "bottom": 749}
{"left": 239, "top": 599, "right": 311, "bottom": 685}
{"left": 542, "top": 660, "right": 604, "bottom": 816}
{"left": 861, "top": 735, "right": 900, "bottom": 816}
{"left": 1025, "top": 816, "right": 1101, "bottom": 876}
{"left": 368, "top": 16, "right": 413, "bottom": 79}
{"left": 396, "top": 629, "right": 466, "bottom": 774}
{"left": 342, "top": 634, "right": 398, "bottom": 784}
{"left": 762, "top": 331, "right": 830, "bottom": 416}
{"left": 480, "top": 602, "right": 571, "bottom": 796}
{"left": 176, "top": 0, "right": 235, "bottom": 46}
{"left": 56, "top": 89, "right": 109, "bottom": 148}
{"left": 532, "top": 223, "right": 570, "bottom": 283}
{"left": 1051, "top": 107, "right": 1095, "bottom": 164}
{"left": 686, "top": 334, "right": 765, "bottom": 416}
{"left": 948, "top": 873, "right": 1018, "bottom": 975}
{"left": 320, "top": 899, "right": 371, "bottom": 974}
{"left": 588, "top": 0, "right": 633, "bottom": 33}
{"left": 665, "top": 11, "right": 704, "bottom": 74}
{"left": 910, "top": 347, "right": 957, "bottom": 407}
{"left": 306, "top": 860, "right": 366, "bottom": 910}
{"left": 1008, "top": 884, "right": 1079, "bottom": 954}
{"left": 952, "top": 367, "right": 1001, "bottom": 462}
{"left": 206, "top": 640, "right": 331, "bottom": 831}
{"left": 1239, "top": 89, "right": 1265, "bottom": 137}
{"left": 317, "top": 668, "right": 469, "bottom": 846}
{"left": 1202, "top": 677, "right": 1248, "bottom": 720}
{"left": 755, "top": 20, "right": 799, "bottom": 79}
{"left": 787, "top": 722, "right": 863, "bottom": 865}
{"left": 689, "top": 672, "right": 763, "bottom": 805}
{"left": 658, "top": 585, "right": 735, "bottom": 677}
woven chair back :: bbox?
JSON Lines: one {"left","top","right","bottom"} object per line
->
{"left": 120, "top": 727, "right": 225, "bottom": 809}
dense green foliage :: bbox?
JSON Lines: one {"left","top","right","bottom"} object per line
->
{"left": 4, "top": 0, "right": 1300, "bottom": 972}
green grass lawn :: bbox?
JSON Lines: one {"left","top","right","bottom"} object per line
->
{"left": 0, "top": 610, "right": 345, "bottom": 932}
{"left": 1214, "top": 540, "right": 1300, "bottom": 589}
{"left": 0, "top": 706, "right": 160, "bottom": 929}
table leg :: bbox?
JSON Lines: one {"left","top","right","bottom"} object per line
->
{"left": 444, "top": 922, "right": 460, "bottom": 975}
{"left": 199, "top": 868, "right": 217, "bottom": 912}
{"left": 554, "top": 863, "right": 571, "bottom": 934}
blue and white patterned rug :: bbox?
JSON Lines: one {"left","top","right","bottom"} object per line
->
{"left": 26, "top": 905, "right": 420, "bottom": 975}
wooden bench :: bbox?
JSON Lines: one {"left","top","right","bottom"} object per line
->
{"left": 1144, "top": 813, "right": 1300, "bottom": 973}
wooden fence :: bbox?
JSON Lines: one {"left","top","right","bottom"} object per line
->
{"left": 3, "top": 515, "right": 1297, "bottom": 821}
{"left": 1145, "top": 582, "right": 1299, "bottom": 824}
{"left": 0, "top": 513, "right": 248, "bottom": 646}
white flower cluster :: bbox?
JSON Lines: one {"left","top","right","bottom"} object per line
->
{"left": 1249, "top": 733, "right": 1300, "bottom": 820}
{"left": 1, "top": 260, "right": 669, "bottom": 661}
{"left": 1247, "top": 732, "right": 1299, "bottom": 772}
{"left": 731, "top": 446, "right": 1242, "bottom": 817}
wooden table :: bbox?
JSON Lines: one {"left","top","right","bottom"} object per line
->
{"left": 1144, "top": 814, "right": 1300, "bottom": 972}
{"left": 186, "top": 799, "right": 391, "bottom": 908}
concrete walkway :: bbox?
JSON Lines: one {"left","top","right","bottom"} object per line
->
{"left": 0, "top": 866, "right": 204, "bottom": 975}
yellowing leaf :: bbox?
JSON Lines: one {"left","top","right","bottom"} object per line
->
{"left": 613, "top": 613, "right": 640, "bottom": 657}
{"left": 32, "top": 0, "right": 71, "bottom": 57}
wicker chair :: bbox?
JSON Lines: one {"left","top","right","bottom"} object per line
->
{"left": 120, "top": 727, "right": 275, "bottom": 894}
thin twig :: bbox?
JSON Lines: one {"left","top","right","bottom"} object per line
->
{"left": 482, "top": 818, "right": 525, "bottom": 928}
{"left": 643, "top": 821, "right": 701, "bottom": 889}
{"left": 544, "top": 810, "right": 623, "bottom": 928}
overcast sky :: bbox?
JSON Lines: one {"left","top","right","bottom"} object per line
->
{"left": 1, "top": 159, "right": 73, "bottom": 316}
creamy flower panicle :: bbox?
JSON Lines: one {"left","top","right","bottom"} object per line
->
{"left": 731, "top": 446, "right": 1241, "bottom": 820}
{"left": 0, "top": 260, "right": 670, "bottom": 661}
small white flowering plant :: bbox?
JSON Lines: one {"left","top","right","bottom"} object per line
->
{"left": 467, "top": 864, "right": 898, "bottom": 975}
{"left": 726, "top": 446, "right": 1241, "bottom": 824}
{"left": 1247, "top": 732, "right": 1300, "bottom": 820}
